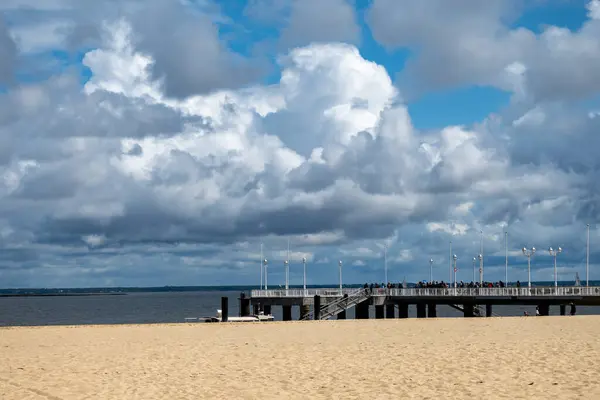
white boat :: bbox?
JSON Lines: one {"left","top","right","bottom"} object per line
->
{"left": 185, "top": 310, "right": 274, "bottom": 323}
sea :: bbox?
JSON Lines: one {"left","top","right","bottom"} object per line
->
{"left": 1, "top": 282, "right": 600, "bottom": 326}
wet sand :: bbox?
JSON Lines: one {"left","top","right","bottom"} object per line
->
{"left": 1, "top": 316, "right": 599, "bottom": 399}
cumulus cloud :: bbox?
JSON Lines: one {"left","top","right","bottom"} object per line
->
{"left": 0, "top": 2, "right": 598, "bottom": 287}
{"left": 279, "top": 0, "right": 360, "bottom": 48}
{"left": 368, "top": 0, "right": 600, "bottom": 102}
{"left": 0, "top": 16, "right": 18, "bottom": 85}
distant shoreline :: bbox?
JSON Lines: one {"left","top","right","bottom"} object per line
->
{"left": 0, "top": 293, "right": 127, "bottom": 298}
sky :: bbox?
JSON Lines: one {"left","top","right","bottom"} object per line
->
{"left": 1, "top": 0, "right": 600, "bottom": 288}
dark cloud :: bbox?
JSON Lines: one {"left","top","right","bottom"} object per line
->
{"left": 128, "top": 1, "right": 265, "bottom": 98}
{"left": 0, "top": 16, "right": 18, "bottom": 85}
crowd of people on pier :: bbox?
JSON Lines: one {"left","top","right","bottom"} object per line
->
{"left": 361, "top": 280, "right": 517, "bottom": 291}
{"left": 416, "top": 280, "right": 510, "bottom": 288}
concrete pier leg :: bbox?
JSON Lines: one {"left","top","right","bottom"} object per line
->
{"left": 375, "top": 305, "right": 385, "bottom": 319}
{"left": 221, "top": 297, "right": 228, "bottom": 322}
{"left": 486, "top": 304, "right": 493, "bottom": 317}
{"left": 282, "top": 305, "right": 292, "bottom": 321}
{"left": 253, "top": 303, "right": 260, "bottom": 315}
{"left": 427, "top": 303, "right": 437, "bottom": 318}
{"left": 239, "top": 293, "right": 250, "bottom": 317}
{"left": 263, "top": 305, "right": 272, "bottom": 316}
{"left": 416, "top": 303, "right": 427, "bottom": 318}
{"left": 314, "top": 295, "right": 321, "bottom": 320}
{"left": 464, "top": 303, "right": 475, "bottom": 318}
{"left": 338, "top": 293, "right": 348, "bottom": 319}
{"left": 398, "top": 303, "right": 409, "bottom": 319}
{"left": 538, "top": 303, "right": 550, "bottom": 316}
{"left": 386, "top": 304, "right": 395, "bottom": 319}
{"left": 560, "top": 304, "right": 566, "bottom": 316}
{"left": 356, "top": 300, "right": 369, "bottom": 319}
{"left": 300, "top": 304, "right": 310, "bottom": 320}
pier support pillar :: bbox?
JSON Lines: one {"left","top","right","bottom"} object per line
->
{"left": 338, "top": 294, "right": 348, "bottom": 319}
{"left": 356, "top": 300, "right": 369, "bottom": 319}
{"left": 386, "top": 304, "right": 395, "bottom": 319}
{"left": 314, "top": 295, "right": 321, "bottom": 320}
{"left": 375, "top": 305, "right": 385, "bottom": 319}
{"left": 427, "top": 303, "right": 437, "bottom": 318}
{"left": 221, "top": 297, "right": 228, "bottom": 322}
{"left": 253, "top": 303, "right": 260, "bottom": 315}
{"left": 398, "top": 303, "right": 409, "bottom": 319}
{"left": 538, "top": 303, "right": 550, "bottom": 316}
{"left": 300, "top": 304, "right": 310, "bottom": 320}
{"left": 464, "top": 304, "right": 475, "bottom": 318}
{"left": 485, "top": 304, "right": 493, "bottom": 317}
{"left": 239, "top": 293, "right": 250, "bottom": 317}
{"left": 560, "top": 304, "right": 566, "bottom": 316}
{"left": 282, "top": 305, "right": 292, "bottom": 321}
{"left": 416, "top": 303, "right": 427, "bottom": 318}
{"left": 263, "top": 305, "right": 272, "bottom": 316}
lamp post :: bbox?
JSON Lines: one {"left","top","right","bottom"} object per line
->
{"left": 453, "top": 254, "right": 458, "bottom": 289}
{"left": 284, "top": 260, "right": 289, "bottom": 290}
{"left": 472, "top": 257, "right": 476, "bottom": 283}
{"left": 477, "top": 254, "right": 483, "bottom": 286}
{"left": 384, "top": 245, "right": 388, "bottom": 285}
{"left": 260, "top": 243, "right": 263, "bottom": 290}
{"left": 338, "top": 260, "right": 343, "bottom": 292}
{"left": 586, "top": 224, "right": 590, "bottom": 287}
{"left": 504, "top": 230, "right": 508, "bottom": 284}
{"left": 522, "top": 247, "right": 536, "bottom": 288}
{"left": 479, "top": 230, "right": 484, "bottom": 284}
{"left": 548, "top": 247, "right": 562, "bottom": 288}
{"left": 429, "top": 258, "right": 434, "bottom": 283}
{"left": 263, "top": 259, "right": 269, "bottom": 290}
{"left": 286, "top": 238, "right": 290, "bottom": 289}
{"left": 302, "top": 257, "right": 307, "bottom": 290}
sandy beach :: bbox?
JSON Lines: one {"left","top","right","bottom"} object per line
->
{"left": 1, "top": 317, "right": 599, "bottom": 399}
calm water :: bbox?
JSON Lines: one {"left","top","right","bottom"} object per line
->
{"left": 1, "top": 290, "right": 600, "bottom": 326}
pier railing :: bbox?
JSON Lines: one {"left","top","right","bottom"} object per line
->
{"left": 251, "top": 288, "right": 359, "bottom": 298}
{"left": 251, "top": 286, "right": 600, "bottom": 298}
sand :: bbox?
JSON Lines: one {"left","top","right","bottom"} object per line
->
{"left": 1, "top": 317, "right": 599, "bottom": 400}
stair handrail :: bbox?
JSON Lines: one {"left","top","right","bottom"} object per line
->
{"left": 301, "top": 288, "right": 371, "bottom": 321}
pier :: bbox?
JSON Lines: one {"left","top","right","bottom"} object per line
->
{"left": 248, "top": 286, "right": 600, "bottom": 320}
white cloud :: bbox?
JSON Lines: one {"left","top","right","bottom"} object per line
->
{"left": 1, "top": 4, "right": 600, "bottom": 287}
{"left": 10, "top": 20, "right": 73, "bottom": 53}
{"left": 588, "top": 0, "right": 600, "bottom": 20}
{"left": 367, "top": 0, "right": 600, "bottom": 102}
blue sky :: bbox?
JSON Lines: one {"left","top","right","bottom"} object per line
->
{"left": 1, "top": 0, "right": 600, "bottom": 288}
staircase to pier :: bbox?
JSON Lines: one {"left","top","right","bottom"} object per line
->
{"left": 301, "top": 289, "right": 371, "bottom": 320}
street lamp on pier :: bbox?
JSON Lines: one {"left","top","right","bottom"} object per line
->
{"left": 263, "top": 259, "right": 269, "bottom": 290}
{"left": 522, "top": 247, "right": 536, "bottom": 288}
{"left": 338, "top": 260, "right": 343, "bottom": 291}
{"left": 284, "top": 260, "right": 289, "bottom": 290}
{"left": 302, "top": 257, "right": 307, "bottom": 290}
{"left": 429, "top": 258, "right": 434, "bottom": 283}
{"left": 477, "top": 254, "right": 483, "bottom": 286}
{"left": 548, "top": 247, "right": 562, "bottom": 288}
{"left": 453, "top": 254, "right": 458, "bottom": 288}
